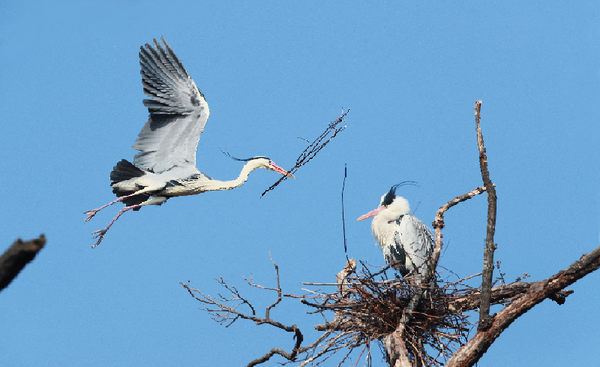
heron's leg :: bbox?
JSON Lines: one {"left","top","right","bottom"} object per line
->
{"left": 84, "top": 195, "right": 130, "bottom": 222}
{"left": 91, "top": 204, "right": 140, "bottom": 248}
{"left": 84, "top": 187, "right": 158, "bottom": 221}
{"left": 90, "top": 196, "right": 168, "bottom": 248}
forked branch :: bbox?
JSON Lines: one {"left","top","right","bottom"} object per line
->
{"left": 181, "top": 257, "right": 306, "bottom": 365}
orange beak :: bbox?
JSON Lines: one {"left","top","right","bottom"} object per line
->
{"left": 357, "top": 206, "right": 386, "bottom": 221}
{"left": 270, "top": 162, "right": 295, "bottom": 179}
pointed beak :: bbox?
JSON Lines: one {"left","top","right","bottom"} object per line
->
{"left": 357, "top": 206, "right": 385, "bottom": 221}
{"left": 270, "top": 163, "right": 295, "bottom": 179}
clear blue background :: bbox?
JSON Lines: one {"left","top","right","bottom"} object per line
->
{"left": 1, "top": 1, "right": 598, "bottom": 366}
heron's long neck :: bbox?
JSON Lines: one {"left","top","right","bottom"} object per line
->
{"left": 200, "top": 160, "right": 263, "bottom": 192}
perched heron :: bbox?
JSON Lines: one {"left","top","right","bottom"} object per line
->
{"left": 85, "top": 36, "right": 293, "bottom": 248}
{"left": 357, "top": 184, "right": 433, "bottom": 280}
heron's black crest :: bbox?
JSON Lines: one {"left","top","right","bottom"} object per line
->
{"left": 219, "top": 148, "right": 269, "bottom": 162}
{"left": 236, "top": 156, "right": 270, "bottom": 162}
{"left": 382, "top": 181, "right": 419, "bottom": 206}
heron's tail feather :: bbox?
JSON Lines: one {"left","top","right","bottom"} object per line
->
{"left": 110, "top": 160, "right": 147, "bottom": 210}
{"left": 110, "top": 159, "right": 145, "bottom": 184}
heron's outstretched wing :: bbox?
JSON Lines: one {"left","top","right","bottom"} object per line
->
{"left": 132, "top": 36, "right": 210, "bottom": 173}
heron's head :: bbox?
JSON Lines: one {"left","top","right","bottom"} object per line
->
{"left": 357, "top": 184, "right": 411, "bottom": 221}
{"left": 248, "top": 157, "right": 295, "bottom": 178}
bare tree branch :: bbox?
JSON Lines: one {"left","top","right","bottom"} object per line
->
{"left": 447, "top": 244, "right": 600, "bottom": 367}
{"left": 246, "top": 326, "right": 303, "bottom": 367}
{"left": 447, "top": 282, "right": 573, "bottom": 313}
{"left": 181, "top": 257, "right": 307, "bottom": 366}
{"left": 0, "top": 235, "right": 46, "bottom": 292}
{"left": 244, "top": 252, "right": 285, "bottom": 322}
{"left": 474, "top": 100, "right": 498, "bottom": 330}
{"left": 432, "top": 186, "right": 487, "bottom": 280}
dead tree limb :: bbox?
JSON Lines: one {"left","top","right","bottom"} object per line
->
{"left": 181, "top": 257, "right": 307, "bottom": 366}
{"left": 447, "top": 282, "right": 573, "bottom": 312}
{"left": 432, "top": 186, "right": 487, "bottom": 276}
{"left": 0, "top": 235, "right": 46, "bottom": 292}
{"left": 246, "top": 326, "right": 303, "bottom": 367}
{"left": 474, "top": 100, "right": 498, "bottom": 330}
{"left": 244, "top": 252, "right": 285, "bottom": 322}
{"left": 447, "top": 244, "right": 600, "bottom": 367}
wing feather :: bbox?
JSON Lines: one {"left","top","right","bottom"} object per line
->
{"left": 132, "top": 36, "right": 210, "bottom": 173}
{"left": 395, "top": 215, "right": 434, "bottom": 275}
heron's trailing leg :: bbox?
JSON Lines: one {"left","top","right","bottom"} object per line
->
{"left": 84, "top": 192, "right": 136, "bottom": 221}
{"left": 91, "top": 196, "right": 167, "bottom": 248}
{"left": 84, "top": 186, "right": 162, "bottom": 221}
{"left": 91, "top": 204, "right": 140, "bottom": 248}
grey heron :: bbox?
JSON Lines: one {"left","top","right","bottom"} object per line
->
{"left": 357, "top": 184, "right": 433, "bottom": 280}
{"left": 85, "top": 36, "right": 293, "bottom": 248}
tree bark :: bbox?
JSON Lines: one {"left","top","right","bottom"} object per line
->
{"left": 0, "top": 235, "right": 46, "bottom": 292}
{"left": 474, "top": 100, "right": 497, "bottom": 330}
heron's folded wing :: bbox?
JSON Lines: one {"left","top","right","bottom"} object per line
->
{"left": 396, "top": 215, "right": 434, "bottom": 273}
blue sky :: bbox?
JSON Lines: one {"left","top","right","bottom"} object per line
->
{"left": 1, "top": 1, "right": 598, "bottom": 366}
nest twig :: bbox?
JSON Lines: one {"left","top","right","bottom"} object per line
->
{"left": 261, "top": 110, "right": 348, "bottom": 196}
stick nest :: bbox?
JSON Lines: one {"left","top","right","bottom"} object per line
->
{"left": 307, "top": 263, "right": 474, "bottom": 366}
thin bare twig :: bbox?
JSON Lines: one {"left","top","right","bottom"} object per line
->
{"left": 261, "top": 110, "right": 348, "bottom": 196}
{"left": 182, "top": 256, "right": 310, "bottom": 366}
{"left": 342, "top": 164, "right": 349, "bottom": 257}
{"left": 264, "top": 252, "right": 282, "bottom": 320}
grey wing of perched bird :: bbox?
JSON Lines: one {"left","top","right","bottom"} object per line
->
{"left": 394, "top": 214, "right": 434, "bottom": 278}
{"left": 382, "top": 237, "right": 408, "bottom": 276}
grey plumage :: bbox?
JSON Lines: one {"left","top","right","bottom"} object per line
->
{"left": 389, "top": 213, "right": 434, "bottom": 277}
{"left": 133, "top": 36, "right": 210, "bottom": 174}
